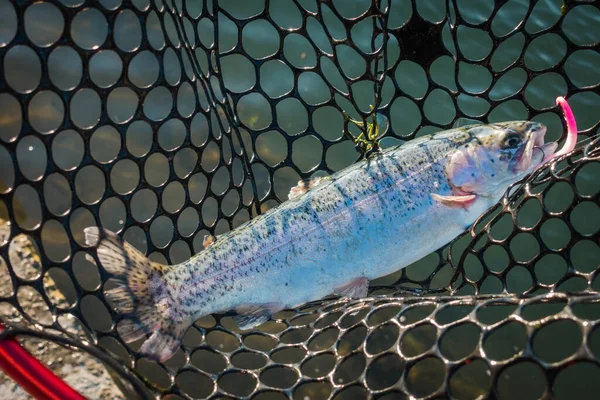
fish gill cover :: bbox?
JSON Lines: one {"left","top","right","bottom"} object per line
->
{"left": 0, "top": 0, "right": 599, "bottom": 399}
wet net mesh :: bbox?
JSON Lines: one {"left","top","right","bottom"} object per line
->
{"left": 0, "top": 0, "right": 599, "bottom": 398}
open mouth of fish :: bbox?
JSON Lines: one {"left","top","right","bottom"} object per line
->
{"left": 514, "top": 97, "right": 578, "bottom": 174}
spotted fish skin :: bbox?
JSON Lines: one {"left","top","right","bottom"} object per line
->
{"left": 167, "top": 131, "right": 493, "bottom": 317}
{"left": 85, "top": 121, "right": 551, "bottom": 361}
{"left": 171, "top": 135, "right": 469, "bottom": 312}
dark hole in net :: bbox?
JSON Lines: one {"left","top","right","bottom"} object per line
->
{"left": 176, "top": 370, "right": 214, "bottom": 399}
{"left": 162, "top": 348, "right": 187, "bottom": 371}
{"left": 293, "top": 381, "right": 333, "bottom": 400}
{"left": 439, "top": 322, "right": 481, "bottom": 361}
{"left": 366, "top": 323, "right": 399, "bottom": 355}
{"left": 190, "top": 348, "right": 227, "bottom": 375}
{"left": 205, "top": 329, "right": 240, "bottom": 353}
{"left": 181, "top": 326, "right": 204, "bottom": 348}
{"left": 218, "top": 371, "right": 257, "bottom": 397}
{"left": 406, "top": 356, "right": 446, "bottom": 398}
{"left": 535, "top": 253, "right": 568, "bottom": 287}
{"left": 572, "top": 302, "right": 600, "bottom": 321}
{"left": 497, "top": 361, "right": 547, "bottom": 400}
{"left": 559, "top": 275, "right": 589, "bottom": 293}
{"left": 260, "top": 365, "right": 299, "bottom": 389}
{"left": 253, "top": 391, "right": 289, "bottom": 400}
{"left": 553, "top": 361, "right": 600, "bottom": 400}
{"left": 337, "top": 324, "right": 368, "bottom": 357}
{"left": 366, "top": 353, "right": 405, "bottom": 391}
{"left": 482, "top": 321, "right": 527, "bottom": 362}
{"left": 243, "top": 333, "right": 278, "bottom": 353}
{"left": 136, "top": 359, "right": 171, "bottom": 391}
{"left": 80, "top": 295, "right": 113, "bottom": 333}
{"left": 521, "top": 301, "right": 567, "bottom": 321}
{"left": 398, "top": 304, "right": 436, "bottom": 325}
{"left": 506, "top": 265, "right": 535, "bottom": 294}
{"left": 435, "top": 305, "right": 475, "bottom": 325}
{"left": 378, "top": 391, "right": 410, "bottom": 400}
{"left": 532, "top": 319, "right": 582, "bottom": 364}
{"left": 332, "top": 385, "right": 370, "bottom": 400}
{"left": 289, "top": 313, "right": 319, "bottom": 327}
{"left": 307, "top": 326, "right": 340, "bottom": 352}
{"left": 400, "top": 323, "right": 437, "bottom": 358}
{"left": 270, "top": 346, "right": 306, "bottom": 365}
{"left": 366, "top": 304, "right": 402, "bottom": 326}
{"left": 231, "top": 350, "right": 268, "bottom": 370}
{"left": 301, "top": 352, "right": 337, "bottom": 379}
{"left": 339, "top": 308, "right": 370, "bottom": 329}
{"left": 333, "top": 352, "right": 366, "bottom": 386}
{"left": 449, "top": 359, "right": 492, "bottom": 400}
{"left": 280, "top": 326, "right": 313, "bottom": 345}
{"left": 476, "top": 302, "right": 518, "bottom": 325}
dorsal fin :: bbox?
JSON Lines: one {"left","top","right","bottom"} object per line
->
{"left": 288, "top": 177, "right": 327, "bottom": 200}
{"left": 452, "top": 117, "right": 482, "bottom": 129}
{"left": 203, "top": 234, "right": 216, "bottom": 248}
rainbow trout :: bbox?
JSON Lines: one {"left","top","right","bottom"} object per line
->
{"left": 86, "top": 102, "right": 577, "bottom": 361}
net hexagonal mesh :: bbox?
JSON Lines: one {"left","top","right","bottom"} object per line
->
{"left": 0, "top": 0, "right": 599, "bottom": 398}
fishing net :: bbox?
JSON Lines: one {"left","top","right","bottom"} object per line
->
{"left": 0, "top": 0, "right": 599, "bottom": 398}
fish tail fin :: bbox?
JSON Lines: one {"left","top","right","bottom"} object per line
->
{"left": 84, "top": 227, "right": 185, "bottom": 362}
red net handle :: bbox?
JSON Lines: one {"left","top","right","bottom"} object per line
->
{"left": 0, "top": 323, "right": 85, "bottom": 400}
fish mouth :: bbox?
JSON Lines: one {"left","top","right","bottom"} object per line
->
{"left": 532, "top": 126, "right": 559, "bottom": 165}
{"left": 507, "top": 97, "right": 577, "bottom": 177}
{"left": 513, "top": 125, "right": 558, "bottom": 173}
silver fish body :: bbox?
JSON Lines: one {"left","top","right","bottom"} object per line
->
{"left": 172, "top": 134, "right": 491, "bottom": 318}
{"left": 85, "top": 120, "right": 556, "bottom": 361}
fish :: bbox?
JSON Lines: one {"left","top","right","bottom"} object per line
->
{"left": 84, "top": 98, "right": 577, "bottom": 362}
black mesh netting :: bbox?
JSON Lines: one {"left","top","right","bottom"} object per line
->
{"left": 0, "top": 0, "right": 599, "bottom": 398}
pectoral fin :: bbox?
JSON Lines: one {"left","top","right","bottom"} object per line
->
{"left": 234, "top": 303, "right": 283, "bottom": 330}
{"left": 334, "top": 277, "right": 369, "bottom": 299}
{"left": 432, "top": 193, "right": 477, "bottom": 209}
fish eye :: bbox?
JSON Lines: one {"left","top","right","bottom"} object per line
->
{"left": 502, "top": 132, "right": 521, "bottom": 149}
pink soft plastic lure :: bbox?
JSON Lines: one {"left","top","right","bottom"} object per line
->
{"left": 552, "top": 96, "right": 578, "bottom": 159}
